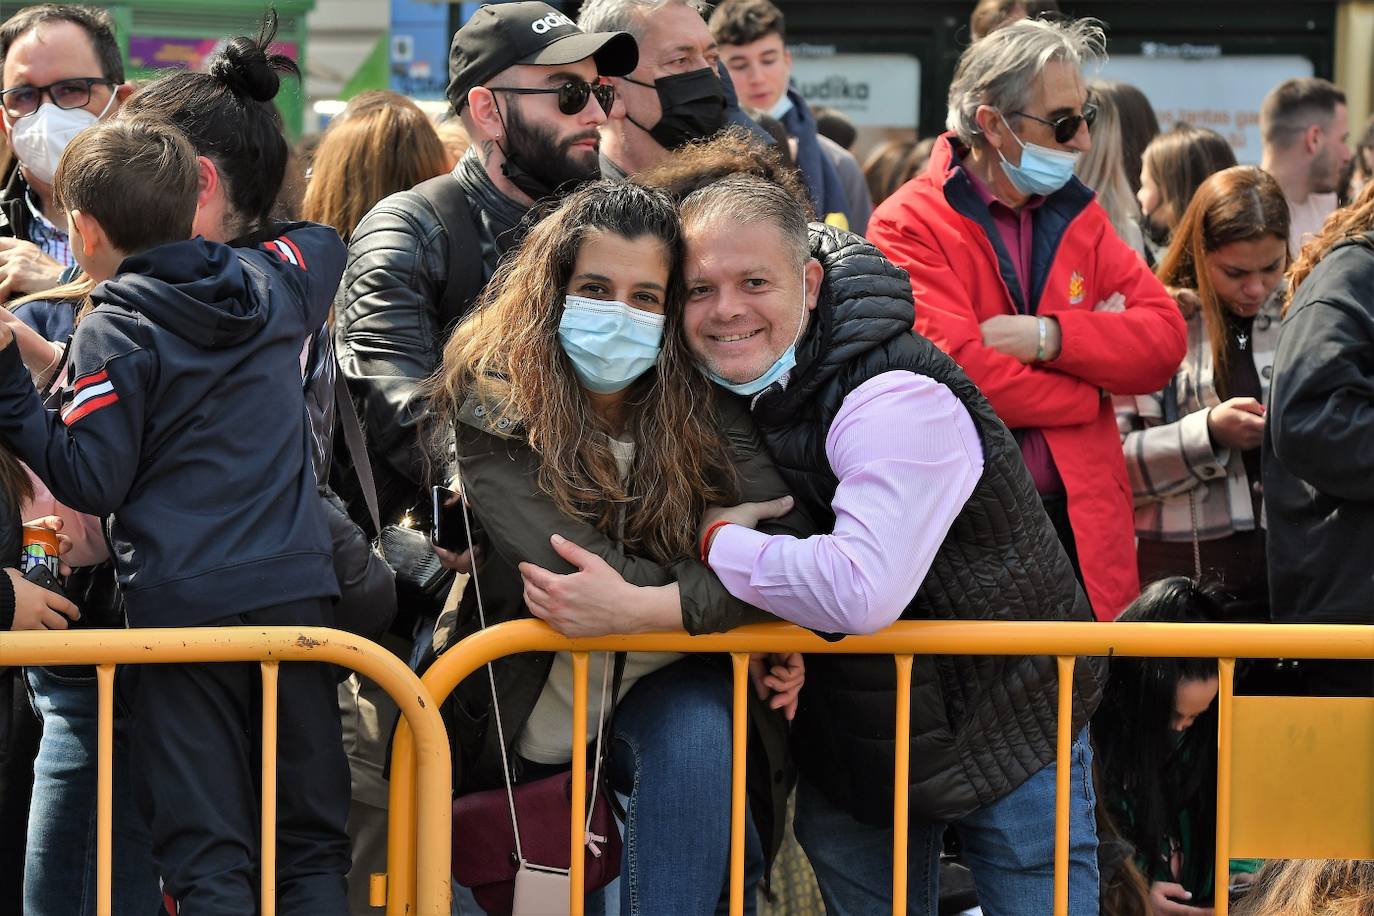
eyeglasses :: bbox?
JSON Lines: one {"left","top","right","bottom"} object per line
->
{"left": 1009, "top": 103, "right": 1098, "bottom": 144}
{"left": 0, "top": 77, "right": 115, "bottom": 119}
{"left": 488, "top": 79, "right": 616, "bottom": 117}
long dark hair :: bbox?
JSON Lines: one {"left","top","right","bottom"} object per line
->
{"left": 119, "top": 10, "right": 299, "bottom": 237}
{"left": 1094, "top": 577, "right": 1227, "bottom": 896}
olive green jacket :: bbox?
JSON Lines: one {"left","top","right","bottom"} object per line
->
{"left": 434, "top": 387, "right": 814, "bottom": 867}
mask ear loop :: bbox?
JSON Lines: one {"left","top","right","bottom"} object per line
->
{"left": 93, "top": 85, "right": 119, "bottom": 121}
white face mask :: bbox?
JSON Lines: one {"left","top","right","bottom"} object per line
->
{"left": 6, "top": 90, "right": 117, "bottom": 186}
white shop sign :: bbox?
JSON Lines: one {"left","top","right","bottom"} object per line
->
{"left": 788, "top": 53, "right": 921, "bottom": 128}
{"left": 1097, "top": 51, "right": 1315, "bottom": 165}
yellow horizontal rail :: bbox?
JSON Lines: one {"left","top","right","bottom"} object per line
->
{"left": 390, "top": 618, "right": 1373, "bottom": 915}
{"left": 0, "top": 627, "right": 453, "bottom": 916}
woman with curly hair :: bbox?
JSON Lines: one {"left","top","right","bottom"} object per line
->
{"left": 430, "top": 179, "right": 807, "bottom": 914}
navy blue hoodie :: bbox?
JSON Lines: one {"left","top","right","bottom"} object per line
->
{"left": 0, "top": 223, "right": 345, "bottom": 627}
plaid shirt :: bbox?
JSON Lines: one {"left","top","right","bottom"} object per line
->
{"left": 1115, "top": 290, "right": 1282, "bottom": 542}
{"left": 24, "top": 191, "right": 72, "bottom": 268}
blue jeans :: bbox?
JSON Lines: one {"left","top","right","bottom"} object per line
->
{"left": 607, "top": 657, "right": 762, "bottom": 916}
{"left": 793, "top": 728, "right": 1100, "bottom": 916}
{"left": 24, "top": 665, "right": 162, "bottom": 916}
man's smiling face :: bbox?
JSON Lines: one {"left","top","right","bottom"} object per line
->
{"left": 681, "top": 215, "right": 820, "bottom": 384}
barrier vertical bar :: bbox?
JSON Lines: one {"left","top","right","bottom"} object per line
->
{"left": 261, "top": 661, "right": 279, "bottom": 916}
{"left": 386, "top": 723, "right": 417, "bottom": 913}
{"left": 1053, "top": 655, "right": 1076, "bottom": 916}
{"left": 570, "top": 652, "right": 589, "bottom": 916}
{"left": 1215, "top": 658, "right": 1235, "bottom": 916}
{"left": 893, "top": 655, "right": 914, "bottom": 916}
{"left": 95, "top": 663, "right": 115, "bottom": 916}
{"left": 730, "top": 654, "right": 750, "bottom": 916}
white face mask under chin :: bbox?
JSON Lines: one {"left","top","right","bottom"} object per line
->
{"left": 7, "top": 90, "right": 117, "bottom": 186}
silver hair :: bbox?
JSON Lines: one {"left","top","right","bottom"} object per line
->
{"left": 680, "top": 174, "right": 810, "bottom": 267}
{"left": 946, "top": 17, "right": 1106, "bottom": 147}
{"left": 577, "top": 0, "right": 709, "bottom": 41}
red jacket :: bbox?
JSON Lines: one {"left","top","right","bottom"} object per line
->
{"left": 868, "top": 134, "right": 1186, "bottom": 619}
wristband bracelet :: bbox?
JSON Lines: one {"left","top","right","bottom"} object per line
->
{"left": 700, "top": 520, "right": 733, "bottom": 564}
{"left": 1034, "top": 317, "right": 1048, "bottom": 363}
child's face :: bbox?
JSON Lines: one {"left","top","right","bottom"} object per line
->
{"left": 67, "top": 210, "right": 122, "bottom": 284}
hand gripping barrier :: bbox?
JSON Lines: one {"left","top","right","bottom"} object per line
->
{"left": 389, "top": 618, "right": 1374, "bottom": 916}
{"left": 0, "top": 627, "right": 452, "bottom": 916}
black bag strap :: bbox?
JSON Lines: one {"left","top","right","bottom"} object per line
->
{"left": 334, "top": 369, "right": 382, "bottom": 537}
{"left": 409, "top": 172, "right": 485, "bottom": 326}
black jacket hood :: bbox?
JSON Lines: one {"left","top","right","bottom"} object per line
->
{"left": 96, "top": 238, "right": 266, "bottom": 349}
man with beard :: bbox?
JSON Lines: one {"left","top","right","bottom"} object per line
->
{"left": 578, "top": 0, "right": 734, "bottom": 177}
{"left": 1259, "top": 77, "right": 1352, "bottom": 256}
{"left": 329, "top": 6, "right": 635, "bottom": 909}
{"left": 335, "top": 0, "right": 636, "bottom": 544}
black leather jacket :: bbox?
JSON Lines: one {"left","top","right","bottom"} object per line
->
{"left": 332, "top": 150, "right": 530, "bottom": 531}
{"left": 0, "top": 164, "right": 37, "bottom": 245}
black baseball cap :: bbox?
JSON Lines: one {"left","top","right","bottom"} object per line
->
{"left": 447, "top": 2, "right": 639, "bottom": 113}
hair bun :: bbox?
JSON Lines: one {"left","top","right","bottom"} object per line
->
{"left": 210, "top": 37, "right": 280, "bottom": 103}
{"left": 206, "top": 10, "right": 300, "bottom": 104}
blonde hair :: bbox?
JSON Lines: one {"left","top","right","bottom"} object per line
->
{"left": 431, "top": 181, "right": 735, "bottom": 564}
{"left": 1076, "top": 82, "right": 1141, "bottom": 247}
{"left": 301, "top": 91, "right": 450, "bottom": 241}
{"left": 1233, "top": 860, "right": 1374, "bottom": 916}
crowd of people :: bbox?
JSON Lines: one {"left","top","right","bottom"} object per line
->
{"left": 0, "top": 2, "right": 1369, "bottom": 916}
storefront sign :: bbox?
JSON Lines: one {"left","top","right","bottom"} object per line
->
{"left": 788, "top": 53, "right": 920, "bottom": 128}
{"left": 1097, "top": 53, "right": 1315, "bottom": 164}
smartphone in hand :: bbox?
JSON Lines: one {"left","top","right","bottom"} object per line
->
{"left": 430, "top": 485, "right": 472, "bottom": 553}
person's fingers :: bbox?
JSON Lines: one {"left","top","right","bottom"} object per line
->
{"left": 40, "top": 607, "right": 69, "bottom": 629}
{"left": 748, "top": 657, "right": 770, "bottom": 701}
{"left": 521, "top": 578, "right": 554, "bottom": 612}
{"left": 48, "top": 594, "right": 79, "bottom": 620}
{"left": 434, "top": 545, "right": 473, "bottom": 574}
{"left": 1232, "top": 397, "right": 1265, "bottom": 415}
{"left": 549, "top": 533, "right": 602, "bottom": 570}
{"left": 751, "top": 494, "right": 795, "bottom": 522}
{"left": 517, "top": 561, "right": 559, "bottom": 591}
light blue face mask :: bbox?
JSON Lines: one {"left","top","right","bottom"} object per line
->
{"left": 702, "top": 269, "right": 809, "bottom": 397}
{"left": 996, "top": 112, "right": 1080, "bottom": 197}
{"left": 558, "top": 295, "right": 666, "bottom": 394}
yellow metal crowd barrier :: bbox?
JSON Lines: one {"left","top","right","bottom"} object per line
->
{"left": 0, "top": 626, "right": 453, "bottom": 916}
{"left": 389, "top": 618, "right": 1374, "bottom": 916}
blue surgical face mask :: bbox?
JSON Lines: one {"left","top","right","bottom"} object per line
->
{"left": 558, "top": 295, "right": 666, "bottom": 394}
{"left": 996, "top": 112, "right": 1080, "bottom": 197}
{"left": 702, "top": 267, "right": 809, "bottom": 397}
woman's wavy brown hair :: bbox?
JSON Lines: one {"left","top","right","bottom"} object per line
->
{"left": 431, "top": 181, "right": 735, "bottom": 564}
{"left": 1156, "top": 166, "right": 1289, "bottom": 398}
{"left": 302, "top": 90, "right": 450, "bottom": 241}
{"left": 1286, "top": 177, "right": 1374, "bottom": 315}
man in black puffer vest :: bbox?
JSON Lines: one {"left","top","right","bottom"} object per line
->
{"left": 683, "top": 174, "right": 1105, "bottom": 914}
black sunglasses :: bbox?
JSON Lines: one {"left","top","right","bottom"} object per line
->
{"left": 0, "top": 77, "right": 114, "bottom": 119}
{"left": 488, "top": 79, "right": 615, "bottom": 117}
{"left": 1010, "top": 103, "right": 1098, "bottom": 144}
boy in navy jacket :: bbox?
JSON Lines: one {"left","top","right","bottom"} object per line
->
{"left": 0, "top": 119, "right": 352, "bottom": 912}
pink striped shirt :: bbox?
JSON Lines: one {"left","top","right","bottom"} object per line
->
{"left": 708, "top": 371, "right": 983, "bottom": 634}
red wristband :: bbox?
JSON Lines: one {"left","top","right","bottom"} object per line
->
{"left": 700, "top": 520, "right": 733, "bottom": 564}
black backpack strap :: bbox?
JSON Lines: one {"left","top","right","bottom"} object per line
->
{"left": 334, "top": 369, "right": 382, "bottom": 538}
{"left": 409, "top": 173, "right": 484, "bottom": 325}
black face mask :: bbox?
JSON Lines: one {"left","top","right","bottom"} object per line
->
{"left": 494, "top": 99, "right": 601, "bottom": 202}
{"left": 625, "top": 68, "right": 726, "bottom": 150}
{"left": 1140, "top": 212, "right": 1171, "bottom": 249}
